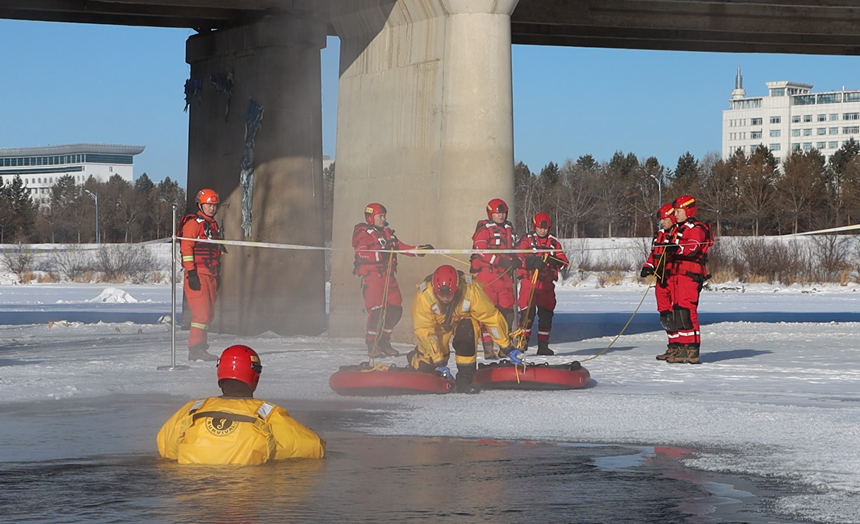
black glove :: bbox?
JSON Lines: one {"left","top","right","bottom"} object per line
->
{"left": 525, "top": 257, "right": 543, "bottom": 271}
{"left": 498, "top": 256, "right": 520, "bottom": 271}
{"left": 664, "top": 244, "right": 680, "bottom": 254}
{"left": 640, "top": 266, "right": 654, "bottom": 278}
{"left": 416, "top": 244, "right": 434, "bottom": 258}
{"left": 186, "top": 269, "right": 201, "bottom": 291}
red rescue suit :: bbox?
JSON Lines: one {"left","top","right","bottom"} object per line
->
{"left": 180, "top": 212, "right": 222, "bottom": 349}
{"left": 515, "top": 233, "right": 569, "bottom": 344}
{"left": 352, "top": 223, "right": 417, "bottom": 348}
{"left": 667, "top": 220, "right": 711, "bottom": 347}
{"left": 470, "top": 219, "right": 517, "bottom": 351}
{"left": 644, "top": 226, "right": 677, "bottom": 344}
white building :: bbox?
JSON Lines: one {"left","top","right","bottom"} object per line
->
{"left": 0, "top": 144, "right": 145, "bottom": 205}
{"left": 722, "top": 68, "right": 860, "bottom": 166}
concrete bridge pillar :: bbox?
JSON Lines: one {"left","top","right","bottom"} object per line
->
{"left": 185, "top": 14, "right": 328, "bottom": 337}
{"left": 329, "top": 0, "right": 519, "bottom": 340}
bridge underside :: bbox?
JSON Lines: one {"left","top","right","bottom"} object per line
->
{"left": 4, "top": 1, "right": 860, "bottom": 55}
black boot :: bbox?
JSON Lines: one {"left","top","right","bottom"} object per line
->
{"left": 366, "top": 341, "right": 383, "bottom": 358}
{"left": 378, "top": 337, "right": 400, "bottom": 356}
{"left": 536, "top": 340, "right": 554, "bottom": 356}
{"left": 455, "top": 372, "right": 480, "bottom": 394}
{"left": 483, "top": 342, "right": 498, "bottom": 360}
{"left": 188, "top": 344, "right": 218, "bottom": 362}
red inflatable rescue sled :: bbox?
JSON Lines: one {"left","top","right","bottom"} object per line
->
{"left": 474, "top": 361, "right": 590, "bottom": 390}
{"left": 329, "top": 363, "right": 455, "bottom": 396}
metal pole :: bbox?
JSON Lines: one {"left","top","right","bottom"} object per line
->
{"left": 158, "top": 203, "right": 189, "bottom": 371}
{"left": 650, "top": 173, "right": 663, "bottom": 206}
{"left": 94, "top": 193, "right": 99, "bottom": 244}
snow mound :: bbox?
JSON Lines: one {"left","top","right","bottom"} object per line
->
{"left": 86, "top": 288, "right": 139, "bottom": 303}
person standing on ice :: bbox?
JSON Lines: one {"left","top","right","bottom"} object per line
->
{"left": 408, "top": 265, "right": 521, "bottom": 394}
{"left": 470, "top": 198, "right": 519, "bottom": 360}
{"left": 641, "top": 202, "right": 679, "bottom": 361}
{"left": 352, "top": 203, "right": 432, "bottom": 358}
{"left": 157, "top": 344, "right": 326, "bottom": 464}
{"left": 179, "top": 188, "right": 224, "bottom": 362}
{"left": 665, "top": 195, "right": 712, "bottom": 365}
{"left": 514, "top": 212, "right": 569, "bottom": 355}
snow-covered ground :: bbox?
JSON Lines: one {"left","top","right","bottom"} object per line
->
{"left": 1, "top": 280, "right": 859, "bottom": 523}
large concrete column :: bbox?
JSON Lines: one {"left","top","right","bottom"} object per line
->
{"left": 329, "top": 0, "right": 518, "bottom": 340}
{"left": 185, "top": 13, "right": 328, "bottom": 337}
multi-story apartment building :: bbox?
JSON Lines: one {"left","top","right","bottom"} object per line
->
{"left": 722, "top": 67, "right": 860, "bottom": 166}
{"left": 0, "top": 143, "right": 145, "bottom": 205}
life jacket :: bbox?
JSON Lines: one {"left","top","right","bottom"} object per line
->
{"left": 520, "top": 233, "right": 567, "bottom": 282}
{"left": 670, "top": 220, "right": 712, "bottom": 277}
{"left": 352, "top": 223, "right": 399, "bottom": 276}
{"left": 470, "top": 219, "right": 515, "bottom": 274}
{"left": 648, "top": 227, "right": 675, "bottom": 283}
{"left": 178, "top": 213, "right": 223, "bottom": 274}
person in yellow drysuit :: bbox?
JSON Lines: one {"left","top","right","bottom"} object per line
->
{"left": 408, "top": 265, "right": 520, "bottom": 394}
{"left": 157, "top": 345, "right": 326, "bottom": 464}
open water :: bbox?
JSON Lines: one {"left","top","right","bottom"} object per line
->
{"left": 0, "top": 395, "right": 812, "bottom": 524}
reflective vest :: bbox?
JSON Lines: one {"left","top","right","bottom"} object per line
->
{"left": 669, "top": 220, "right": 712, "bottom": 277}
{"left": 352, "top": 223, "right": 415, "bottom": 276}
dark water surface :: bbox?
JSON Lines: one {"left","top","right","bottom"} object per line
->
{"left": 0, "top": 396, "right": 810, "bottom": 524}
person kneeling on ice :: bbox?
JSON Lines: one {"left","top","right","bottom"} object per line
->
{"left": 157, "top": 345, "right": 326, "bottom": 464}
{"left": 408, "top": 265, "right": 522, "bottom": 394}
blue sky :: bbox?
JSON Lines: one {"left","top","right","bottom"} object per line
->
{"left": 4, "top": 19, "right": 860, "bottom": 184}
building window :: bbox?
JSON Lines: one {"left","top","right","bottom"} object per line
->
{"left": 803, "top": 128, "right": 812, "bottom": 136}
{"left": 817, "top": 128, "right": 827, "bottom": 135}
{"left": 770, "top": 129, "right": 781, "bottom": 137}
{"left": 818, "top": 114, "right": 827, "bottom": 122}
{"left": 751, "top": 117, "right": 763, "bottom": 125}
{"left": 792, "top": 129, "right": 801, "bottom": 137}
{"left": 843, "top": 126, "right": 859, "bottom": 134}
{"left": 816, "top": 142, "right": 826, "bottom": 149}
{"left": 770, "top": 143, "right": 781, "bottom": 151}
{"left": 830, "top": 127, "right": 839, "bottom": 135}
{"left": 771, "top": 116, "right": 782, "bottom": 124}
{"left": 792, "top": 115, "right": 801, "bottom": 123}
{"left": 803, "top": 143, "right": 812, "bottom": 150}
{"left": 803, "top": 115, "right": 812, "bottom": 122}
{"left": 792, "top": 143, "right": 801, "bottom": 151}
{"left": 751, "top": 131, "right": 762, "bottom": 139}
{"left": 844, "top": 113, "right": 860, "bottom": 120}
{"left": 817, "top": 93, "right": 842, "bottom": 104}
{"left": 829, "top": 141, "right": 838, "bottom": 149}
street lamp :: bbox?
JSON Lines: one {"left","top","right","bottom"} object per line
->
{"left": 84, "top": 190, "right": 99, "bottom": 243}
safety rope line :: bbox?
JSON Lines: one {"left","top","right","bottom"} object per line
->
{"left": 369, "top": 254, "right": 396, "bottom": 361}
{"left": 511, "top": 268, "right": 540, "bottom": 350}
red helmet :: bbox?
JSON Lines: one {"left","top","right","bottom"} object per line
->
{"left": 364, "top": 203, "right": 387, "bottom": 224}
{"left": 196, "top": 189, "right": 220, "bottom": 205}
{"left": 533, "top": 212, "right": 551, "bottom": 229}
{"left": 217, "top": 345, "right": 262, "bottom": 392}
{"left": 432, "top": 265, "right": 460, "bottom": 298}
{"left": 486, "top": 198, "right": 508, "bottom": 219}
{"left": 673, "top": 195, "right": 698, "bottom": 218}
{"left": 658, "top": 202, "right": 676, "bottom": 221}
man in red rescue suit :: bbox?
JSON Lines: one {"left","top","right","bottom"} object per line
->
{"left": 409, "top": 265, "right": 522, "bottom": 394}
{"left": 471, "top": 198, "right": 519, "bottom": 360}
{"left": 180, "top": 188, "right": 224, "bottom": 362}
{"left": 514, "top": 212, "right": 569, "bottom": 355}
{"left": 157, "top": 344, "right": 326, "bottom": 464}
{"left": 641, "top": 202, "right": 679, "bottom": 361}
{"left": 665, "top": 194, "right": 712, "bottom": 364}
{"left": 353, "top": 203, "right": 432, "bottom": 358}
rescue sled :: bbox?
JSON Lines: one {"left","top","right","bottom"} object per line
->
{"left": 474, "top": 360, "right": 590, "bottom": 390}
{"left": 329, "top": 363, "right": 456, "bottom": 396}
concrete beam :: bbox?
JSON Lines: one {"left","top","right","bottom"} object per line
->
{"left": 328, "top": 0, "right": 519, "bottom": 342}
{"left": 185, "top": 13, "right": 328, "bottom": 337}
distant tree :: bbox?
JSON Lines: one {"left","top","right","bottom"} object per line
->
{"left": 151, "top": 177, "right": 186, "bottom": 240}
{"left": 778, "top": 149, "right": 827, "bottom": 234}
{"left": 671, "top": 151, "right": 701, "bottom": 195}
{"left": 738, "top": 145, "right": 778, "bottom": 236}
{"left": 1, "top": 175, "right": 37, "bottom": 242}
{"left": 557, "top": 157, "right": 598, "bottom": 238}
{"left": 698, "top": 151, "right": 737, "bottom": 236}
{"left": 514, "top": 161, "right": 538, "bottom": 233}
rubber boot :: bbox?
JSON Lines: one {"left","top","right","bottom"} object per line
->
{"left": 483, "top": 342, "right": 498, "bottom": 360}
{"left": 378, "top": 337, "right": 400, "bottom": 357}
{"left": 536, "top": 340, "right": 554, "bottom": 356}
{"left": 656, "top": 343, "right": 680, "bottom": 361}
{"left": 188, "top": 344, "right": 218, "bottom": 362}
{"left": 366, "top": 341, "right": 384, "bottom": 359}
{"left": 667, "top": 344, "right": 701, "bottom": 364}
{"left": 456, "top": 371, "right": 480, "bottom": 394}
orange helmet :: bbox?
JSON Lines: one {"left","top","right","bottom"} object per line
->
{"left": 217, "top": 345, "right": 262, "bottom": 392}
{"left": 196, "top": 188, "right": 220, "bottom": 205}
{"left": 486, "top": 198, "right": 508, "bottom": 219}
{"left": 533, "top": 212, "right": 551, "bottom": 229}
{"left": 673, "top": 195, "right": 698, "bottom": 218}
{"left": 364, "top": 203, "right": 387, "bottom": 224}
{"left": 658, "top": 202, "right": 676, "bottom": 221}
{"left": 432, "top": 265, "right": 460, "bottom": 298}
